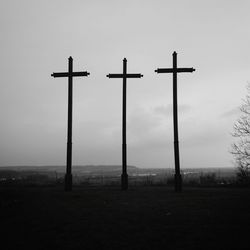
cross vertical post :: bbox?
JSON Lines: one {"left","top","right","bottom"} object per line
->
{"left": 107, "top": 58, "right": 143, "bottom": 190}
{"left": 51, "top": 57, "right": 90, "bottom": 191}
{"left": 122, "top": 58, "right": 127, "bottom": 189}
{"left": 173, "top": 52, "right": 181, "bottom": 192}
{"left": 66, "top": 56, "right": 73, "bottom": 191}
{"left": 155, "top": 52, "right": 195, "bottom": 192}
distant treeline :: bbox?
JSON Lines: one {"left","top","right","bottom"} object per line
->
{"left": 0, "top": 166, "right": 241, "bottom": 187}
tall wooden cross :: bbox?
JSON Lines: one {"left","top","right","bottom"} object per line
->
{"left": 51, "top": 57, "right": 90, "bottom": 191}
{"left": 107, "top": 58, "right": 143, "bottom": 190}
{"left": 155, "top": 51, "right": 195, "bottom": 192}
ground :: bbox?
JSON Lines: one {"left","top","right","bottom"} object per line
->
{"left": 0, "top": 186, "right": 250, "bottom": 250}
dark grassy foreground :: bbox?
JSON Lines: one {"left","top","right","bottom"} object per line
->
{"left": 1, "top": 186, "right": 250, "bottom": 250}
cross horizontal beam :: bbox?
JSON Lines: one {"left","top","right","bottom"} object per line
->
{"left": 106, "top": 73, "right": 143, "bottom": 78}
{"left": 51, "top": 71, "right": 90, "bottom": 78}
{"left": 155, "top": 68, "right": 195, "bottom": 73}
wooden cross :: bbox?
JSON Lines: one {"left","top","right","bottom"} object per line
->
{"left": 51, "top": 56, "right": 90, "bottom": 191}
{"left": 107, "top": 58, "right": 143, "bottom": 190}
{"left": 155, "top": 51, "right": 195, "bottom": 192}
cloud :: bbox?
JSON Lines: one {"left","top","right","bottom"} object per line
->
{"left": 182, "top": 125, "right": 229, "bottom": 148}
{"left": 128, "top": 108, "right": 160, "bottom": 133}
{"left": 220, "top": 108, "right": 240, "bottom": 118}
{"left": 154, "top": 104, "right": 191, "bottom": 117}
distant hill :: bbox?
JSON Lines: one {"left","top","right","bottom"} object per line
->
{"left": 0, "top": 165, "right": 237, "bottom": 186}
{"left": 0, "top": 165, "right": 172, "bottom": 179}
{"left": 0, "top": 165, "right": 236, "bottom": 178}
{"left": 0, "top": 165, "right": 138, "bottom": 174}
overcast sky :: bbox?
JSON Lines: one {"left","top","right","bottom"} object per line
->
{"left": 1, "top": 0, "right": 250, "bottom": 169}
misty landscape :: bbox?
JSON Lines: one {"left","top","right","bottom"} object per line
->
{"left": 1, "top": 172, "right": 250, "bottom": 249}
{"left": 1, "top": 165, "right": 250, "bottom": 249}
{"left": 0, "top": 165, "right": 237, "bottom": 187}
{"left": 2, "top": 0, "right": 250, "bottom": 249}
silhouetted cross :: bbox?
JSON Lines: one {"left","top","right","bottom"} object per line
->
{"left": 107, "top": 58, "right": 143, "bottom": 190}
{"left": 51, "top": 57, "right": 90, "bottom": 191}
{"left": 155, "top": 51, "right": 195, "bottom": 192}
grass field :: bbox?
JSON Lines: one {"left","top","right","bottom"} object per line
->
{"left": 1, "top": 186, "right": 250, "bottom": 249}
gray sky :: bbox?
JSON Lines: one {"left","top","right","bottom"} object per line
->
{"left": 1, "top": 0, "right": 250, "bottom": 168}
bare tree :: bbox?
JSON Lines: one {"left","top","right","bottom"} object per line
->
{"left": 231, "top": 84, "right": 250, "bottom": 184}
